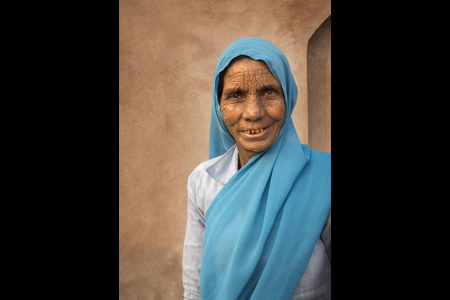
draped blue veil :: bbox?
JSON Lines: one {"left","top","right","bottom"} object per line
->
{"left": 202, "top": 37, "right": 331, "bottom": 299}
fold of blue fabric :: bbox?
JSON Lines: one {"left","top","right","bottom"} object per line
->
{"left": 202, "top": 37, "right": 331, "bottom": 300}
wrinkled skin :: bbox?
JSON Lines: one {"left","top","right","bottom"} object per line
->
{"left": 220, "top": 58, "right": 286, "bottom": 169}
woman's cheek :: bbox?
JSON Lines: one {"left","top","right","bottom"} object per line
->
{"left": 266, "top": 107, "right": 285, "bottom": 120}
{"left": 221, "top": 104, "right": 240, "bottom": 126}
{"left": 271, "top": 102, "right": 286, "bottom": 120}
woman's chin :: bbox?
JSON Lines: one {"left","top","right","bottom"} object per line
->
{"left": 237, "top": 141, "right": 273, "bottom": 155}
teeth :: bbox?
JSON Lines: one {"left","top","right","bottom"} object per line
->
{"left": 245, "top": 128, "right": 264, "bottom": 134}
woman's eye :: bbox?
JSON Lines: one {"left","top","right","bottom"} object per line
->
{"left": 229, "top": 94, "right": 240, "bottom": 99}
{"left": 263, "top": 90, "right": 276, "bottom": 96}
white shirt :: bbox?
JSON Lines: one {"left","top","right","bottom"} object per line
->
{"left": 183, "top": 145, "right": 331, "bottom": 300}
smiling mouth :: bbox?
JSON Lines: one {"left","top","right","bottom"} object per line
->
{"left": 241, "top": 126, "right": 270, "bottom": 135}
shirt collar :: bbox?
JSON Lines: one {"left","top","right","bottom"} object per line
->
{"left": 206, "top": 144, "right": 239, "bottom": 185}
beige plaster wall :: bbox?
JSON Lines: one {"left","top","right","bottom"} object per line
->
{"left": 307, "top": 16, "right": 331, "bottom": 152}
{"left": 119, "top": 0, "right": 331, "bottom": 299}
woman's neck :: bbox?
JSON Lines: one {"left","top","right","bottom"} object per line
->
{"left": 237, "top": 151, "right": 256, "bottom": 170}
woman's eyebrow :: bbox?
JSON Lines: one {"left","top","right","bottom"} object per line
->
{"left": 258, "top": 83, "right": 281, "bottom": 91}
{"left": 223, "top": 83, "right": 282, "bottom": 95}
{"left": 223, "top": 87, "right": 245, "bottom": 95}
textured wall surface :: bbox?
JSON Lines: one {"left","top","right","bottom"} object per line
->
{"left": 119, "top": 0, "right": 331, "bottom": 299}
{"left": 308, "top": 16, "right": 331, "bottom": 152}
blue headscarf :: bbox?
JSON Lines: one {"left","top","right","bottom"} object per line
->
{"left": 202, "top": 37, "right": 331, "bottom": 299}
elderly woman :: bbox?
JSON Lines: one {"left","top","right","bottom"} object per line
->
{"left": 183, "top": 38, "right": 331, "bottom": 300}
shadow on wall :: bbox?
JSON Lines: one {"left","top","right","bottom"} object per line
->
{"left": 307, "top": 15, "right": 331, "bottom": 153}
{"left": 119, "top": 244, "right": 183, "bottom": 300}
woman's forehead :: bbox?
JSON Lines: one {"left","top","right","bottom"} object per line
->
{"left": 223, "top": 58, "right": 281, "bottom": 88}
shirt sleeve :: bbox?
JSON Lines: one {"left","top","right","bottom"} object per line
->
{"left": 319, "top": 208, "right": 331, "bottom": 264}
{"left": 182, "top": 174, "right": 205, "bottom": 300}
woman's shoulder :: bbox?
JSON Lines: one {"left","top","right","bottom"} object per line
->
{"left": 187, "top": 153, "right": 226, "bottom": 190}
{"left": 308, "top": 148, "right": 331, "bottom": 163}
{"left": 189, "top": 154, "right": 224, "bottom": 176}
{"left": 189, "top": 145, "right": 236, "bottom": 179}
{"left": 187, "top": 151, "right": 230, "bottom": 208}
{"left": 305, "top": 148, "right": 331, "bottom": 175}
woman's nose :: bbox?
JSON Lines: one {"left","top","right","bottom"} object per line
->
{"left": 243, "top": 97, "right": 264, "bottom": 121}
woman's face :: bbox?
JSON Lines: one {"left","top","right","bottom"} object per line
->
{"left": 220, "top": 58, "right": 286, "bottom": 158}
